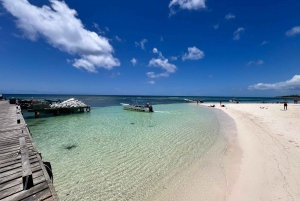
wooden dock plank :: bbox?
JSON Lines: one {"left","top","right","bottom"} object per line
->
{"left": 0, "top": 155, "right": 36, "bottom": 169}
{"left": 0, "top": 161, "right": 40, "bottom": 179}
{"left": 0, "top": 165, "right": 42, "bottom": 184}
{"left": 0, "top": 101, "right": 58, "bottom": 200}
{"left": 1, "top": 181, "right": 49, "bottom": 201}
{"left": 21, "top": 188, "right": 52, "bottom": 201}
{"left": 0, "top": 169, "right": 44, "bottom": 192}
{"left": 0, "top": 157, "right": 38, "bottom": 174}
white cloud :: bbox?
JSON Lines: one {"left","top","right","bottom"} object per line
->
{"left": 260, "top": 40, "right": 269, "bottom": 45}
{"left": 115, "top": 36, "right": 122, "bottom": 42}
{"left": 169, "top": 0, "right": 206, "bottom": 16}
{"left": 148, "top": 59, "right": 176, "bottom": 73}
{"left": 147, "top": 48, "right": 177, "bottom": 78}
{"left": 105, "top": 27, "right": 109, "bottom": 32}
{"left": 153, "top": 48, "right": 163, "bottom": 58}
{"left": 213, "top": 24, "right": 219, "bottom": 30}
{"left": 248, "top": 75, "right": 300, "bottom": 90}
{"left": 233, "top": 27, "right": 245, "bottom": 40}
{"left": 93, "top": 23, "right": 105, "bottom": 35}
{"left": 170, "top": 56, "right": 179, "bottom": 60}
{"left": 147, "top": 72, "right": 170, "bottom": 78}
{"left": 131, "top": 58, "right": 137, "bottom": 66}
{"left": 135, "top": 39, "right": 147, "bottom": 50}
{"left": 148, "top": 81, "right": 155, "bottom": 84}
{"left": 182, "top": 46, "right": 205, "bottom": 61}
{"left": 285, "top": 26, "right": 300, "bottom": 37}
{"left": 247, "top": 60, "right": 264, "bottom": 66}
{"left": 225, "top": 13, "right": 235, "bottom": 19}
{"left": 1, "top": 0, "right": 120, "bottom": 73}
{"left": 160, "top": 36, "right": 164, "bottom": 41}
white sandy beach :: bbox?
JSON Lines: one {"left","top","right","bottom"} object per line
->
{"left": 222, "top": 103, "right": 300, "bottom": 201}
{"left": 156, "top": 103, "right": 300, "bottom": 201}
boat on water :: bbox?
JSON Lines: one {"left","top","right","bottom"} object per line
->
{"left": 229, "top": 99, "right": 239, "bottom": 103}
{"left": 184, "top": 99, "right": 195, "bottom": 102}
{"left": 120, "top": 102, "right": 154, "bottom": 112}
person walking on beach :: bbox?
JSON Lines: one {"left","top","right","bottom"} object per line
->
{"left": 284, "top": 100, "right": 288, "bottom": 110}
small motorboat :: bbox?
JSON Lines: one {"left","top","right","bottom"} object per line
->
{"left": 184, "top": 99, "right": 195, "bottom": 103}
{"left": 121, "top": 102, "right": 154, "bottom": 112}
{"left": 229, "top": 99, "right": 239, "bottom": 104}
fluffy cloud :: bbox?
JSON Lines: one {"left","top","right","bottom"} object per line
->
{"left": 248, "top": 75, "right": 300, "bottom": 90}
{"left": 285, "top": 26, "right": 300, "bottom": 37}
{"left": 147, "top": 48, "right": 177, "bottom": 78}
{"left": 153, "top": 48, "right": 163, "bottom": 58}
{"left": 147, "top": 81, "right": 155, "bottom": 84}
{"left": 247, "top": 60, "right": 264, "bottom": 66}
{"left": 169, "top": 0, "right": 206, "bottom": 16}
{"left": 182, "top": 46, "right": 205, "bottom": 61}
{"left": 233, "top": 27, "right": 245, "bottom": 40}
{"left": 1, "top": 0, "right": 120, "bottom": 73}
{"left": 148, "top": 59, "right": 176, "bottom": 73}
{"left": 135, "top": 39, "right": 147, "bottom": 50}
{"left": 225, "top": 13, "right": 235, "bottom": 19}
{"left": 131, "top": 58, "right": 137, "bottom": 66}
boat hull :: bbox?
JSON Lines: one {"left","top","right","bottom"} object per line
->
{"left": 121, "top": 103, "right": 152, "bottom": 112}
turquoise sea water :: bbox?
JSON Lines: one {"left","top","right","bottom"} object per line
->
{"left": 26, "top": 103, "right": 222, "bottom": 200}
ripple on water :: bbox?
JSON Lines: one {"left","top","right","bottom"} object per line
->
{"left": 26, "top": 104, "right": 221, "bottom": 201}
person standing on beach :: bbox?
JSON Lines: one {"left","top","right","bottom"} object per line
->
{"left": 284, "top": 100, "right": 288, "bottom": 110}
{"left": 220, "top": 100, "right": 222, "bottom": 106}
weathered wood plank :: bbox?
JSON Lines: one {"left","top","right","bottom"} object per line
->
{"left": 42, "top": 196, "right": 55, "bottom": 201}
{"left": 0, "top": 180, "right": 23, "bottom": 200}
{"left": 0, "top": 101, "right": 58, "bottom": 200}
{"left": 0, "top": 174, "right": 44, "bottom": 194}
{"left": 1, "top": 181, "right": 49, "bottom": 201}
{"left": 22, "top": 188, "right": 52, "bottom": 201}
{"left": 0, "top": 161, "right": 40, "bottom": 179}
{"left": 0, "top": 152, "right": 37, "bottom": 163}
{"left": 0, "top": 155, "right": 36, "bottom": 169}
{"left": 0, "top": 157, "right": 38, "bottom": 173}
{"left": 0, "top": 175, "right": 46, "bottom": 200}
{"left": 0, "top": 165, "right": 42, "bottom": 184}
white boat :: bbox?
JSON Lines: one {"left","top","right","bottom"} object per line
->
{"left": 120, "top": 103, "right": 154, "bottom": 112}
{"left": 184, "top": 99, "right": 195, "bottom": 102}
{"left": 229, "top": 99, "right": 239, "bottom": 103}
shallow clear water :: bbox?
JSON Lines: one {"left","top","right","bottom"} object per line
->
{"left": 26, "top": 103, "right": 220, "bottom": 201}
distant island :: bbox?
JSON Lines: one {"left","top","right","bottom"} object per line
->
{"left": 276, "top": 94, "right": 299, "bottom": 98}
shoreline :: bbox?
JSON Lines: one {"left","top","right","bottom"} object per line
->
{"left": 155, "top": 102, "right": 300, "bottom": 201}
{"left": 153, "top": 104, "right": 240, "bottom": 201}
{"left": 203, "top": 103, "right": 300, "bottom": 200}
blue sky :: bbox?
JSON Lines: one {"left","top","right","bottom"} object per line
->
{"left": 0, "top": 0, "right": 300, "bottom": 96}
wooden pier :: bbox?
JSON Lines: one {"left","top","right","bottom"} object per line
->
{"left": 0, "top": 101, "right": 58, "bottom": 200}
{"left": 28, "top": 106, "right": 91, "bottom": 118}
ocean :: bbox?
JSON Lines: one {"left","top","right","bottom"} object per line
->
{"left": 1, "top": 94, "right": 287, "bottom": 200}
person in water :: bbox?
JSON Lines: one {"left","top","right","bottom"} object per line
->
{"left": 283, "top": 100, "right": 288, "bottom": 110}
